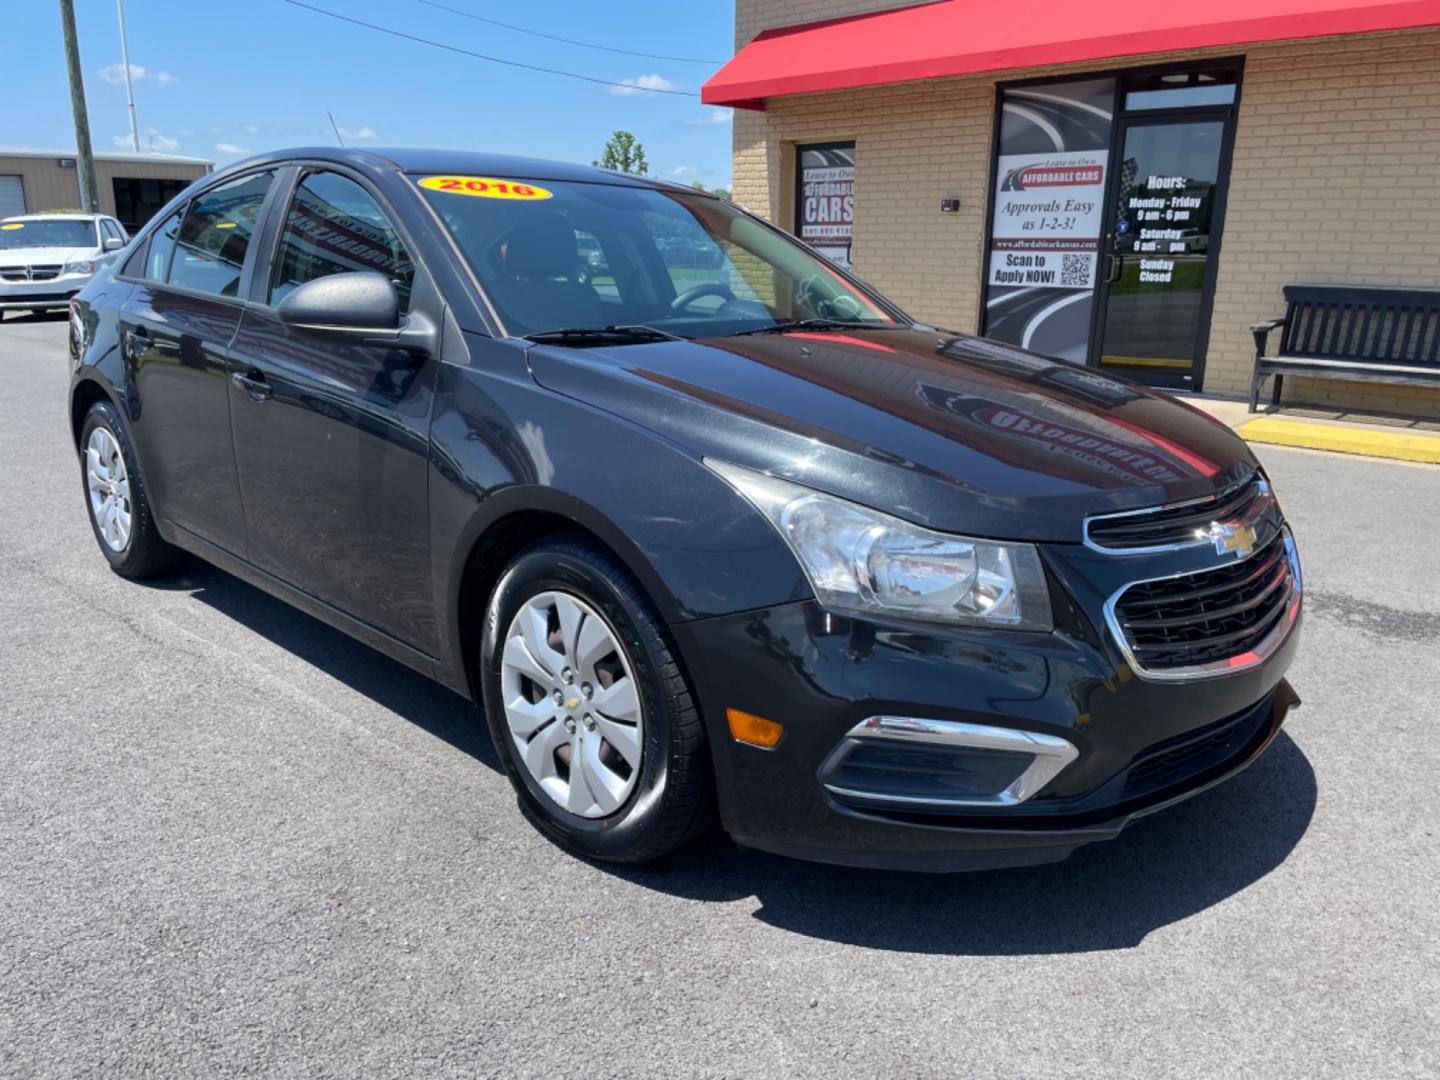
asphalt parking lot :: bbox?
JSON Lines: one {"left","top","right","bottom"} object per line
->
{"left": 2, "top": 311, "right": 1437, "bottom": 1079}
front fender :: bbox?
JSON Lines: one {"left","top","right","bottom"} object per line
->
{"left": 428, "top": 337, "right": 809, "bottom": 696}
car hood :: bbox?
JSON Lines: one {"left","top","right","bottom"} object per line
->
{"left": 525, "top": 327, "right": 1256, "bottom": 542}
{"left": 0, "top": 246, "right": 93, "bottom": 266}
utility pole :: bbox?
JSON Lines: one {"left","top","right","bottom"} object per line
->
{"left": 116, "top": 0, "right": 140, "bottom": 152}
{"left": 58, "top": 0, "right": 99, "bottom": 212}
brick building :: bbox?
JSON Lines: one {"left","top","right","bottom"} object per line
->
{"left": 704, "top": 0, "right": 1440, "bottom": 417}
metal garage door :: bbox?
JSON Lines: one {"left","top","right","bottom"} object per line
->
{"left": 0, "top": 176, "right": 25, "bottom": 219}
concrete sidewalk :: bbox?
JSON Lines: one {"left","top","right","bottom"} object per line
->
{"left": 1178, "top": 394, "right": 1440, "bottom": 465}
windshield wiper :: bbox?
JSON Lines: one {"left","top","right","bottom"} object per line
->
{"left": 726, "top": 318, "right": 905, "bottom": 338}
{"left": 524, "top": 324, "right": 684, "bottom": 346}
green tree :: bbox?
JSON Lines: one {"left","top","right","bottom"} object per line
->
{"left": 712, "top": 187, "right": 732, "bottom": 202}
{"left": 594, "top": 130, "right": 648, "bottom": 175}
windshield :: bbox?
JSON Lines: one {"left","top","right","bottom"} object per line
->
{"left": 414, "top": 176, "right": 896, "bottom": 339}
{"left": 0, "top": 219, "right": 97, "bottom": 251}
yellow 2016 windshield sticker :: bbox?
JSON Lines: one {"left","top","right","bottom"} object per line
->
{"left": 0, "top": 223, "right": 24, "bottom": 230}
{"left": 418, "top": 176, "right": 553, "bottom": 200}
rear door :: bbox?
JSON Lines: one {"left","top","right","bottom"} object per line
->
{"left": 119, "top": 169, "right": 279, "bottom": 553}
{"left": 227, "top": 167, "right": 438, "bottom": 651}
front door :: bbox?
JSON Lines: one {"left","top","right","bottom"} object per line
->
{"left": 227, "top": 167, "right": 437, "bottom": 652}
{"left": 1091, "top": 116, "right": 1231, "bottom": 388}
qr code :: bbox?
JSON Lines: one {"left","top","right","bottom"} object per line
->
{"left": 1060, "top": 253, "right": 1091, "bottom": 287}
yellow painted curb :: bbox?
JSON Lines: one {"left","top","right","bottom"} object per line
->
{"left": 1237, "top": 417, "right": 1440, "bottom": 465}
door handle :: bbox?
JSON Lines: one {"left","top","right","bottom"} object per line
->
{"left": 1104, "top": 253, "right": 1123, "bottom": 284}
{"left": 231, "top": 370, "right": 272, "bottom": 402}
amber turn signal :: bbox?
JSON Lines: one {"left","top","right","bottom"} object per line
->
{"left": 726, "top": 708, "right": 784, "bottom": 749}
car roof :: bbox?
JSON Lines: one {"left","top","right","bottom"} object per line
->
{"left": 1, "top": 213, "right": 105, "bottom": 222}
{"left": 222, "top": 146, "right": 704, "bottom": 194}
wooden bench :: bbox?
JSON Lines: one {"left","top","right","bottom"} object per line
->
{"left": 1249, "top": 285, "right": 1440, "bottom": 412}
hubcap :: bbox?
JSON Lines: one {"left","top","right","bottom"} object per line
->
{"left": 499, "top": 591, "right": 643, "bottom": 819}
{"left": 85, "top": 427, "right": 132, "bottom": 553}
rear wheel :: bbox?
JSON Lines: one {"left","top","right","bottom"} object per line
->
{"left": 79, "top": 400, "right": 183, "bottom": 579}
{"left": 481, "top": 535, "right": 713, "bottom": 863}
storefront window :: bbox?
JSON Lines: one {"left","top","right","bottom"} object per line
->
{"left": 982, "top": 62, "right": 1241, "bottom": 389}
{"left": 1123, "top": 69, "right": 1238, "bottom": 111}
{"left": 794, "top": 142, "right": 855, "bottom": 267}
{"left": 981, "top": 78, "right": 1115, "bottom": 363}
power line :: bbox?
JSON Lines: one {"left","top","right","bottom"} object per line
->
{"left": 416, "top": 0, "right": 725, "bottom": 65}
{"left": 283, "top": 1, "right": 701, "bottom": 98}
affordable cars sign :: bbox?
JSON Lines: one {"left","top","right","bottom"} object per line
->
{"left": 795, "top": 142, "right": 855, "bottom": 267}
{"left": 988, "top": 152, "right": 1107, "bottom": 291}
{"left": 981, "top": 78, "right": 1116, "bottom": 364}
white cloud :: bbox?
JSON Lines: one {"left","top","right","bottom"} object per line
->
{"left": 686, "top": 109, "right": 733, "bottom": 126}
{"left": 610, "top": 74, "right": 680, "bottom": 96}
{"left": 114, "top": 128, "right": 181, "bottom": 153}
{"left": 243, "top": 124, "right": 260, "bottom": 134}
{"left": 671, "top": 164, "right": 701, "bottom": 179}
{"left": 98, "top": 62, "right": 138, "bottom": 83}
{"left": 98, "top": 62, "right": 176, "bottom": 86}
{"left": 337, "top": 126, "right": 379, "bottom": 141}
{"left": 215, "top": 143, "right": 248, "bottom": 155}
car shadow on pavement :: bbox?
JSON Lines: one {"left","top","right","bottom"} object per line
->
{"left": 140, "top": 558, "right": 501, "bottom": 773}
{"left": 610, "top": 732, "right": 1317, "bottom": 955}
{"left": 139, "top": 558, "right": 1315, "bottom": 955}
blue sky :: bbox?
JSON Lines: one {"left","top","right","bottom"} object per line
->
{"left": 8, "top": 0, "right": 737, "bottom": 188}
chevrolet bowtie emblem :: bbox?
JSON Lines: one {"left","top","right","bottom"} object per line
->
{"left": 1207, "top": 520, "right": 1257, "bottom": 559}
{"left": 565, "top": 697, "right": 581, "bottom": 710}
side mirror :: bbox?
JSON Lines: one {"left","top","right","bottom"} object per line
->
{"left": 103, "top": 236, "right": 125, "bottom": 252}
{"left": 276, "top": 271, "right": 436, "bottom": 354}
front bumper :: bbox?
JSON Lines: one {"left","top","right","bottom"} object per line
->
{"left": 0, "top": 274, "right": 91, "bottom": 310}
{"left": 672, "top": 588, "right": 1301, "bottom": 872}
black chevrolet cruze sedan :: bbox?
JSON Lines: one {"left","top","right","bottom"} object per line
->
{"left": 67, "top": 148, "right": 1301, "bottom": 871}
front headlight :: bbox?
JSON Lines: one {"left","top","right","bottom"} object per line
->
{"left": 708, "top": 460, "right": 1052, "bottom": 631}
{"left": 63, "top": 259, "right": 97, "bottom": 276}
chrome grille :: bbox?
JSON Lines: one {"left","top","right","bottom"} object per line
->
{"left": 1107, "top": 530, "right": 1300, "bottom": 679}
{"left": 1086, "top": 471, "right": 1269, "bottom": 553}
{"left": 0, "top": 264, "right": 64, "bottom": 282}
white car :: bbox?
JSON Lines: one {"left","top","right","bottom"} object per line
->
{"left": 0, "top": 213, "right": 129, "bottom": 316}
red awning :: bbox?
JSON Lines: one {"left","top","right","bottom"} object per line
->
{"left": 702, "top": 0, "right": 1440, "bottom": 108}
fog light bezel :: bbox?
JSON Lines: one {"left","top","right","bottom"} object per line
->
{"left": 818, "top": 715, "right": 1078, "bottom": 810}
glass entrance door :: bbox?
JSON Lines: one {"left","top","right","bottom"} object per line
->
{"left": 1095, "top": 116, "right": 1229, "bottom": 388}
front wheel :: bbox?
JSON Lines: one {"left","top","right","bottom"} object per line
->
{"left": 79, "top": 399, "right": 182, "bottom": 579}
{"left": 481, "top": 535, "right": 713, "bottom": 863}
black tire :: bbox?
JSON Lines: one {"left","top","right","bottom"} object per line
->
{"left": 79, "top": 399, "right": 183, "bottom": 579}
{"left": 480, "top": 534, "right": 714, "bottom": 863}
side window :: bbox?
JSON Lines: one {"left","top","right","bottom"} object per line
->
{"left": 168, "top": 171, "right": 274, "bottom": 297}
{"left": 141, "top": 210, "right": 182, "bottom": 281}
{"left": 104, "top": 219, "right": 127, "bottom": 243}
{"left": 269, "top": 171, "right": 415, "bottom": 312}
{"left": 119, "top": 239, "right": 148, "bottom": 278}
